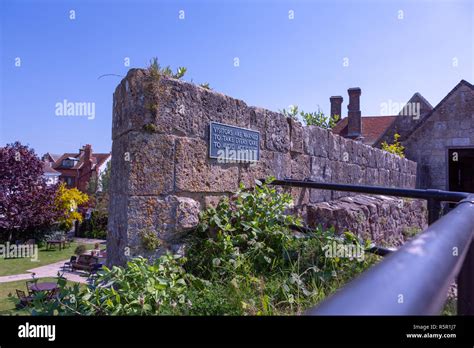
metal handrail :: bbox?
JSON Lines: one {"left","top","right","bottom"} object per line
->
{"left": 266, "top": 179, "right": 474, "bottom": 315}
{"left": 304, "top": 195, "right": 474, "bottom": 315}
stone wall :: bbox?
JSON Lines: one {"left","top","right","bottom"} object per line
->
{"left": 403, "top": 81, "right": 474, "bottom": 189}
{"left": 107, "top": 69, "right": 418, "bottom": 266}
{"left": 307, "top": 195, "right": 427, "bottom": 246}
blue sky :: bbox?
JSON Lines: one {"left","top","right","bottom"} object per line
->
{"left": 1, "top": 0, "right": 473, "bottom": 156}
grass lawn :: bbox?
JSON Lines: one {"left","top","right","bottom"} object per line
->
{"left": 0, "top": 277, "right": 83, "bottom": 315}
{"left": 0, "top": 242, "right": 95, "bottom": 277}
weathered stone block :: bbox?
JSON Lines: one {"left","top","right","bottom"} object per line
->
{"left": 339, "top": 137, "right": 353, "bottom": 163}
{"left": 265, "top": 111, "right": 290, "bottom": 152}
{"left": 175, "top": 137, "right": 239, "bottom": 192}
{"left": 327, "top": 132, "right": 341, "bottom": 161}
{"left": 291, "top": 154, "right": 311, "bottom": 180}
{"left": 176, "top": 197, "right": 201, "bottom": 231}
{"left": 249, "top": 107, "right": 267, "bottom": 149}
{"left": 239, "top": 150, "right": 291, "bottom": 188}
{"left": 129, "top": 132, "right": 175, "bottom": 195}
{"left": 109, "top": 132, "right": 175, "bottom": 196}
{"left": 289, "top": 119, "right": 304, "bottom": 153}
{"left": 303, "top": 126, "right": 329, "bottom": 158}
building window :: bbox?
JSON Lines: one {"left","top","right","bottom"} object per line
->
{"left": 62, "top": 159, "right": 75, "bottom": 168}
{"left": 64, "top": 177, "right": 75, "bottom": 187}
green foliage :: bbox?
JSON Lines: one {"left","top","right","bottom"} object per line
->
{"left": 199, "top": 82, "right": 211, "bottom": 90}
{"left": 301, "top": 108, "right": 340, "bottom": 129}
{"left": 139, "top": 229, "right": 161, "bottom": 251}
{"left": 381, "top": 133, "right": 405, "bottom": 158}
{"left": 30, "top": 255, "right": 199, "bottom": 315}
{"left": 147, "top": 57, "right": 187, "bottom": 80}
{"left": 80, "top": 210, "right": 108, "bottom": 239}
{"left": 279, "top": 105, "right": 299, "bottom": 120}
{"left": 142, "top": 123, "right": 158, "bottom": 133}
{"left": 74, "top": 244, "right": 87, "bottom": 256}
{"left": 186, "top": 177, "right": 301, "bottom": 277}
{"left": 30, "top": 179, "right": 378, "bottom": 316}
{"left": 279, "top": 105, "right": 340, "bottom": 129}
{"left": 175, "top": 67, "right": 187, "bottom": 79}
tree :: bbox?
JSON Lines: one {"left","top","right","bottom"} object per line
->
{"left": 300, "top": 108, "right": 340, "bottom": 129}
{"left": 279, "top": 105, "right": 340, "bottom": 129}
{"left": 0, "top": 142, "right": 61, "bottom": 241}
{"left": 55, "top": 183, "right": 89, "bottom": 231}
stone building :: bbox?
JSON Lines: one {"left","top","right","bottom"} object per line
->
{"left": 332, "top": 80, "right": 474, "bottom": 192}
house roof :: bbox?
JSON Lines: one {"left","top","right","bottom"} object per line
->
{"left": 42, "top": 161, "right": 61, "bottom": 175}
{"left": 402, "top": 79, "right": 474, "bottom": 141}
{"left": 49, "top": 149, "right": 111, "bottom": 171}
{"left": 332, "top": 116, "right": 398, "bottom": 145}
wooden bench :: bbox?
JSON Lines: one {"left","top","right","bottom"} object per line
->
{"left": 71, "top": 254, "right": 99, "bottom": 273}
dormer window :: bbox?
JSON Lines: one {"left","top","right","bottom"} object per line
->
{"left": 62, "top": 158, "right": 76, "bottom": 167}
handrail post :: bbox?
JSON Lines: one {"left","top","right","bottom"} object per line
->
{"left": 427, "top": 198, "right": 442, "bottom": 224}
{"left": 457, "top": 197, "right": 474, "bottom": 314}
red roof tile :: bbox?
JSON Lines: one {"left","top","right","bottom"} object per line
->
{"left": 332, "top": 116, "right": 397, "bottom": 145}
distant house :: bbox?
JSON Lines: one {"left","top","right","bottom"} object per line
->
{"left": 42, "top": 144, "right": 111, "bottom": 192}
{"left": 331, "top": 80, "right": 474, "bottom": 192}
{"left": 42, "top": 161, "right": 61, "bottom": 186}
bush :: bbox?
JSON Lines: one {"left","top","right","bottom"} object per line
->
{"left": 186, "top": 177, "right": 301, "bottom": 278}
{"left": 381, "top": 133, "right": 405, "bottom": 158}
{"left": 74, "top": 245, "right": 87, "bottom": 256}
{"left": 79, "top": 210, "right": 108, "bottom": 239}
{"left": 30, "top": 255, "right": 200, "bottom": 315}
{"left": 29, "top": 178, "right": 378, "bottom": 316}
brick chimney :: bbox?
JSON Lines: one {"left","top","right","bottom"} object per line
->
{"left": 347, "top": 87, "right": 362, "bottom": 138}
{"left": 330, "top": 96, "right": 343, "bottom": 120}
{"left": 84, "top": 144, "right": 92, "bottom": 161}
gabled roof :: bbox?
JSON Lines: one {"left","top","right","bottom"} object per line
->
{"left": 402, "top": 79, "right": 474, "bottom": 140}
{"left": 42, "top": 162, "right": 61, "bottom": 175}
{"left": 49, "top": 148, "right": 111, "bottom": 171}
{"left": 332, "top": 116, "right": 398, "bottom": 145}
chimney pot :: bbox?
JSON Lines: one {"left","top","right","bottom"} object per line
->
{"left": 347, "top": 87, "right": 362, "bottom": 138}
{"left": 329, "top": 96, "right": 343, "bottom": 121}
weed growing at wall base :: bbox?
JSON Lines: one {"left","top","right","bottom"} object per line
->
{"left": 27, "top": 178, "right": 378, "bottom": 315}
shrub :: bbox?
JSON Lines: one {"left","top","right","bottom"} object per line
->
{"left": 30, "top": 179, "right": 378, "bottom": 316}
{"left": 30, "top": 255, "right": 200, "bottom": 315}
{"left": 381, "top": 133, "right": 405, "bottom": 158}
{"left": 74, "top": 245, "right": 87, "bottom": 256}
{"left": 301, "top": 108, "right": 340, "bottom": 129}
{"left": 186, "top": 177, "right": 301, "bottom": 278}
{"left": 55, "top": 183, "right": 89, "bottom": 231}
{"left": 147, "top": 57, "right": 187, "bottom": 80}
{"left": 279, "top": 106, "right": 340, "bottom": 129}
{"left": 81, "top": 210, "right": 108, "bottom": 239}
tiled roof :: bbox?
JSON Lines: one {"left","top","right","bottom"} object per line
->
{"left": 50, "top": 151, "right": 110, "bottom": 170}
{"left": 332, "top": 116, "right": 397, "bottom": 145}
{"left": 42, "top": 162, "right": 61, "bottom": 175}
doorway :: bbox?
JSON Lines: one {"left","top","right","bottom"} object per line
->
{"left": 448, "top": 148, "right": 474, "bottom": 193}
